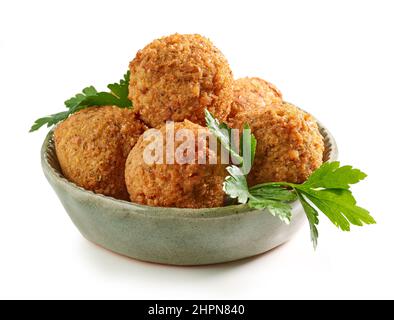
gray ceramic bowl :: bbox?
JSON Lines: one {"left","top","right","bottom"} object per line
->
{"left": 42, "top": 120, "right": 338, "bottom": 266}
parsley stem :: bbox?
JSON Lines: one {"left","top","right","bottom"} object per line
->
{"left": 249, "top": 181, "right": 296, "bottom": 191}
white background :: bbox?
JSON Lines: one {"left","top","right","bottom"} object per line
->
{"left": 0, "top": 0, "right": 393, "bottom": 300}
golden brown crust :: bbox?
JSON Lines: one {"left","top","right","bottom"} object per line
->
{"left": 129, "top": 34, "right": 234, "bottom": 127}
{"left": 230, "top": 102, "right": 324, "bottom": 185}
{"left": 54, "top": 106, "right": 147, "bottom": 200}
{"left": 125, "top": 120, "right": 227, "bottom": 208}
{"left": 227, "top": 77, "right": 283, "bottom": 121}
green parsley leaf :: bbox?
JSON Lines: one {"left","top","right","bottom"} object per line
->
{"left": 205, "top": 110, "right": 243, "bottom": 165}
{"left": 107, "top": 71, "right": 132, "bottom": 107}
{"left": 239, "top": 123, "right": 256, "bottom": 175}
{"left": 64, "top": 86, "right": 98, "bottom": 109}
{"left": 250, "top": 184, "right": 297, "bottom": 202}
{"left": 296, "top": 190, "right": 319, "bottom": 249}
{"left": 29, "top": 111, "right": 72, "bottom": 132}
{"left": 304, "top": 161, "right": 367, "bottom": 189}
{"left": 30, "top": 72, "right": 132, "bottom": 132}
{"left": 223, "top": 165, "right": 250, "bottom": 204}
{"left": 296, "top": 187, "right": 376, "bottom": 231}
{"left": 249, "top": 198, "right": 292, "bottom": 224}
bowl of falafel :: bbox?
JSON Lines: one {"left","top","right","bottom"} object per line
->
{"left": 35, "top": 33, "right": 348, "bottom": 265}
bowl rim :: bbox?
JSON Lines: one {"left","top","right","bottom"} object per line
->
{"left": 41, "top": 114, "right": 338, "bottom": 219}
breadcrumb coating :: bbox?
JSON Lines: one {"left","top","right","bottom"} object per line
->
{"left": 125, "top": 120, "right": 227, "bottom": 208}
{"left": 54, "top": 106, "right": 147, "bottom": 200}
{"left": 230, "top": 102, "right": 324, "bottom": 186}
{"left": 129, "top": 34, "right": 234, "bottom": 127}
{"left": 227, "top": 77, "right": 282, "bottom": 121}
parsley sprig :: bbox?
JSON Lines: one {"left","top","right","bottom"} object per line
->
{"left": 205, "top": 110, "right": 375, "bottom": 248}
{"left": 30, "top": 72, "right": 132, "bottom": 132}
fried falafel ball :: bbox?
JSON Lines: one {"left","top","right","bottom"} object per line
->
{"left": 125, "top": 120, "right": 227, "bottom": 208}
{"left": 54, "top": 106, "right": 147, "bottom": 200}
{"left": 230, "top": 102, "right": 324, "bottom": 186}
{"left": 129, "top": 34, "right": 234, "bottom": 127}
{"left": 227, "top": 77, "right": 283, "bottom": 121}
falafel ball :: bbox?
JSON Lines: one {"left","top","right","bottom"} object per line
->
{"left": 125, "top": 120, "right": 227, "bottom": 208}
{"left": 54, "top": 106, "right": 147, "bottom": 200}
{"left": 230, "top": 102, "right": 324, "bottom": 186}
{"left": 129, "top": 34, "right": 234, "bottom": 127}
{"left": 227, "top": 77, "right": 282, "bottom": 121}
